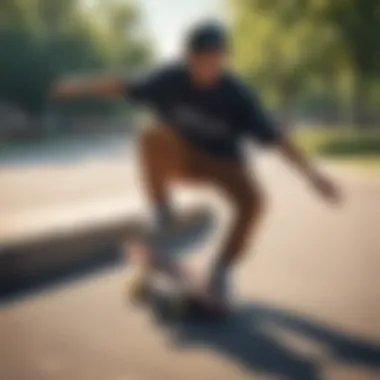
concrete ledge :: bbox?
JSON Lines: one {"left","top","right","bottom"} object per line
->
{"left": 0, "top": 186, "right": 221, "bottom": 298}
{"left": 0, "top": 218, "right": 142, "bottom": 296}
{"left": 0, "top": 209, "right": 216, "bottom": 298}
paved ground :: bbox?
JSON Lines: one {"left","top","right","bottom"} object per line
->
{"left": 1, "top": 137, "right": 380, "bottom": 380}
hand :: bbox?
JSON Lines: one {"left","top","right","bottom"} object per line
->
{"left": 309, "top": 172, "right": 342, "bottom": 204}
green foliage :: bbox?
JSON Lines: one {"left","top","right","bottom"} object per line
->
{"left": 230, "top": 0, "right": 341, "bottom": 129}
{"left": 310, "top": 0, "right": 380, "bottom": 125}
{"left": 293, "top": 127, "right": 380, "bottom": 157}
{"left": 0, "top": 0, "right": 152, "bottom": 115}
{"left": 230, "top": 0, "right": 380, "bottom": 126}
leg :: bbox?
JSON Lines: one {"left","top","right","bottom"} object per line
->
{"left": 135, "top": 124, "right": 203, "bottom": 283}
{"left": 216, "top": 166, "right": 265, "bottom": 266}
{"left": 141, "top": 127, "right": 266, "bottom": 292}
{"left": 139, "top": 124, "right": 182, "bottom": 223}
{"left": 205, "top": 161, "right": 266, "bottom": 305}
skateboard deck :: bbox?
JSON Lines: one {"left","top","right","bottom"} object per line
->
{"left": 129, "top": 282, "right": 227, "bottom": 324}
{"left": 126, "top": 269, "right": 228, "bottom": 323}
{"left": 148, "top": 286, "right": 226, "bottom": 324}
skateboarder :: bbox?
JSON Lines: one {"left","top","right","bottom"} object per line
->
{"left": 52, "top": 21, "right": 340, "bottom": 311}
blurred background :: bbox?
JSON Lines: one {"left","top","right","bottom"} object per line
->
{"left": 1, "top": 1, "right": 380, "bottom": 380}
{"left": 1, "top": 0, "right": 380, "bottom": 163}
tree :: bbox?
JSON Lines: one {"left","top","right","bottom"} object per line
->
{"left": 0, "top": 0, "right": 153, "bottom": 117}
{"left": 230, "top": 0, "right": 346, "bottom": 126}
{"left": 310, "top": 0, "right": 380, "bottom": 126}
{"left": 229, "top": 0, "right": 380, "bottom": 127}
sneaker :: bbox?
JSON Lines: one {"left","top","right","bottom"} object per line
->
{"left": 152, "top": 207, "right": 215, "bottom": 256}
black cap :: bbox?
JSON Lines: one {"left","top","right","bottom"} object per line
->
{"left": 186, "top": 21, "right": 228, "bottom": 53}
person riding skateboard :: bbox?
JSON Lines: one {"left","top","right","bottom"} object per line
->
{"left": 52, "top": 21, "right": 341, "bottom": 312}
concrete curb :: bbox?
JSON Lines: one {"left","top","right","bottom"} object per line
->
{"left": 0, "top": 217, "right": 141, "bottom": 295}
{"left": 0, "top": 192, "right": 215, "bottom": 296}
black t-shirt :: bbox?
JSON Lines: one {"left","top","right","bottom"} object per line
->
{"left": 126, "top": 63, "right": 281, "bottom": 160}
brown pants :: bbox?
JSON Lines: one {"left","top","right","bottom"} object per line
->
{"left": 139, "top": 123, "right": 265, "bottom": 265}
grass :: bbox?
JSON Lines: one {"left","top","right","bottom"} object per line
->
{"left": 292, "top": 127, "right": 380, "bottom": 171}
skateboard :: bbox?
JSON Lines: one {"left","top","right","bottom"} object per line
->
{"left": 124, "top": 206, "right": 226, "bottom": 321}
{"left": 126, "top": 269, "right": 228, "bottom": 323}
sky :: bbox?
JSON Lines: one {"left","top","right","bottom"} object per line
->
{"left": 136, "top": 0, "right": 225, "bottom": 59}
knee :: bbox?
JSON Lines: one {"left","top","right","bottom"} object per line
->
{"left": 139, "top": 126, "right": 169, "bottom": 166}
{"left": 140, "top": 124, "right": 160, "bottom": 152}
{"left": 139, "top": 123, "right": 176, "bottom": 156}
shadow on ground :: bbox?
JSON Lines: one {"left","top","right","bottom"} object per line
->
{"left": 0, "top": 248, "right": 122, "bottom": 303}
{"left": 1, "top": 241, "right": 379, "bottom": 379}
{"left": 166, "top": 303, "right": 380, "bottom": 380}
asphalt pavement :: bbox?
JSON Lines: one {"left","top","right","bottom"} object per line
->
{"left": 1, "top": 136, "right": 379, "bottom": 380}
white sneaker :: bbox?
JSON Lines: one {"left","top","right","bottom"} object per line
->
{"left": 152, "top": 208, "right": 215, "bottom": 256}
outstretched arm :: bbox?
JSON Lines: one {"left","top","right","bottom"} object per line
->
{"left": 241, "top": 86, "right": 341, "bottom": 204}
{"left": 51, "top": 75, "right": 126, "bottom": 98}
{"left": 275, "top": 133, "right": 341, "bottom": 204}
